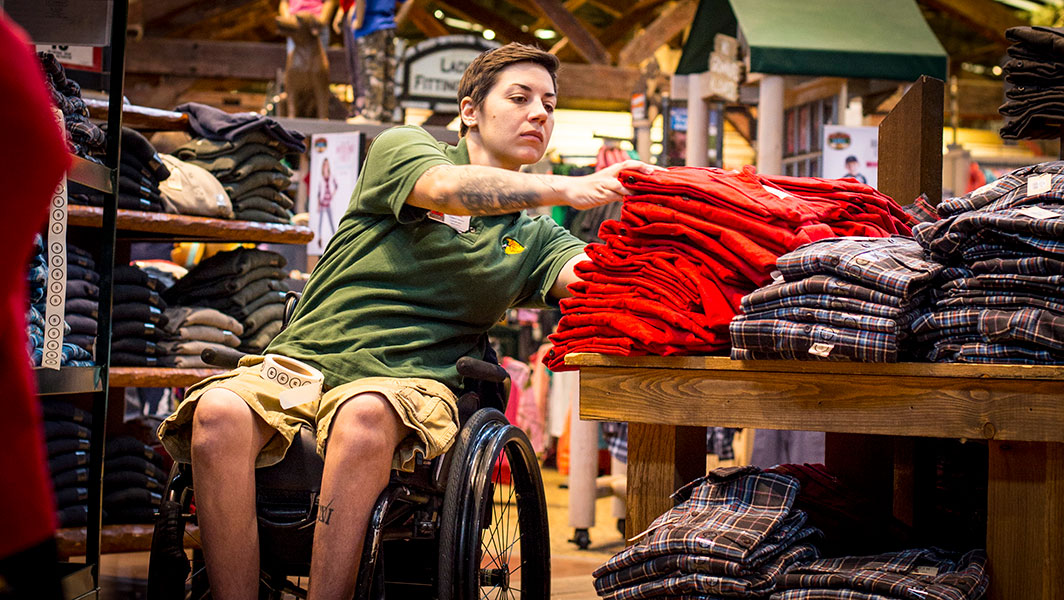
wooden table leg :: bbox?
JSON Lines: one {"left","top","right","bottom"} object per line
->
{"left": 624, "top": 423, "right": 705, "bottom": 542}
{"left": 987, "top": 440, "right": 1064, "bottom": 600}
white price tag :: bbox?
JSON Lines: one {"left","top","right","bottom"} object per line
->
{"left": 1018, "top": 206, "right": 1059, "bottom": 220}
{"left": 427, "top": 211, "right": 471, "bottom": 233}
{"left": 1027, "top": 173, "right": 1052, "bottom": 196}
{"left": 808, "top": 342, "right": 834, "bottom": 358}
{"left": 761, "top": 184, "right": 791, "bottom": 200}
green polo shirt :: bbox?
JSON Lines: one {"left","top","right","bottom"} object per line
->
{"left": 267, "top": 126, "right": 585, "bottom": 390}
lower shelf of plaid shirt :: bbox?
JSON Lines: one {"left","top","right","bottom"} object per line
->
{"left": 568, "top": 353, "right": 1064, "bottom": 600}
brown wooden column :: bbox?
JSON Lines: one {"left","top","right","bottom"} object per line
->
{"left": 987, "top": 440, "right": 1064, "bottom": 600}
{"left": 625, "top": 423, "right": 705, "bottom": 541}
{"left": 877, "top": 75, "right": 944, "bottom": 205}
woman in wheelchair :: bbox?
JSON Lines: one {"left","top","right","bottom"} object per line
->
{"left": 152, "top": 42, "right": 658, "bottom": 600}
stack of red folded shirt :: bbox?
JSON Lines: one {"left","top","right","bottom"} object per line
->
{"left": 544, "top": 165, "right": 917, "bottom": 371}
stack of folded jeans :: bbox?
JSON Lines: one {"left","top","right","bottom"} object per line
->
{"left": 64, "top": 245, "right": 101, "bottom": 357}
{"left": 162, "top": 247, "right": 289, "bottom": 354}
{"left": 546, "top": 166, "right": 918, "bottom": 370}
{"left": 592, "top": 466, "right": 820, "bottom": 600}
{"left": 730, "top": 237, "right": 944, "bottom": 362}
{"left": 772, "top": 548, "right": 989, "bottom": 600}
{"left": 70, "top": 127, "right": 172, "bottom": 212}
{"left": 103, "top": 436, "right": 165, "bottom": 524}
{"left": 1000, "top": 26, "right": 1064, "bottom": 140}
{"left": 41, "top": 400, "right": 93, "bottom": 528}
{"left": 159, "top": 306, "right": 245, "bottom": 368}
{"left": 110, "top": 266, "right": 170, "bottom": 367}
{"left": 172, "top": 102, "right": 305, "bottom": 224}
{"left": 36, "top": 52, "right": 105, "bottom": 158}
{"left": 912, "top": 162, "right": 1064, "bottom": 364}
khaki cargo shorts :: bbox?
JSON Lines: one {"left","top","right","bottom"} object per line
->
{"left": 157, "top": 355, "right": 460, "bottom": 472}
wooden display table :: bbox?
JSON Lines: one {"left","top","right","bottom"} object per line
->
{"left": 566, "top": 353, "right": 1064, "bottom": 600}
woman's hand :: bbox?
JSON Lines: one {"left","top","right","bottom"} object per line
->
{"left": 564, "top": 160, "right": 662, "bottom": 210}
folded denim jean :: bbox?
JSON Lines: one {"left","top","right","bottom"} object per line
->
{"left": 162, "top": 306, "right": 245, "bottom": 336}
{"left": 47, "top": 438, "right": 91, "bottom": 457}
{"left": 119, "top": 160, "right": 155, "bottom": 185}
{"left": 53, "top": 467, "right": 90, "bottom": 489}
{"left": 43, "top": 421, "right": 91, "bottom": 442}
{"left": 117, "top": 177, "right": 163, "bottom": 203}
{"left": 54, "top": 486, "right": 89, "bottom": 509}
{"left": 105, "top": 456, "right": 167, "bottom": 481}
{"left": 42, "top": 402, "right": 92, "bottom": 425}
{"left": 113, "top": 284, "right": 166, "bottom": 308}
{"left": 65, "top": 298, "right": 99, "bottom": 319}
{"left": 227, "top": 290, "right": 287, "bottom": 321}
{"left": 103, "top": 470, "right": 163, "bottom": 493}
{"left": 110, "top": 352, "right": 160, "bottom": 367}
{"left": 57, "top": 505, "right": 88, "bottom": 528}
{"left": 231, "top": 196, "right": 291, "bottom": 218}
{"left": 200, "top": 278, "right": 288, "bottom": 312}
{"left": 234, "top": 208, "right": 291, "bottom": 224}
{"left": 112, "top": 321, "right": 164, "bottom": 340}
{"left": 67, "top": 264, "right": 100, "bottom": 284}
{"left": 50, "top": 452, "right": 89, "bottom": 479}
{"left": 64, "top": 334, "right": 95, "bottom": 354}
{"left": 159, "top": 353, "right": 224, "bottom": 369}
{"left": 164, "top": 248, "right": 286, "bottom": 291}
{"left": 66, "top": 279, "right": 99, "bottom": 300}
{"left": 103, "top": 487, "right": 162, "bottom": 509}
{"left": 183, "top": 143, "right": 285, "bottom": 178}
{"left": 112, "top": 302, "right": 167, "bottom": 325}
{"left": 65, "top": 313, "right": 98, "bottom": 336}
{"left": 229, "top": 185, "right": 294, "bottom": 208}
{"left": 224, "top": 175, "right": 293, "bottom": 202}
{"left": 165, "top": 324, "right": 241, "bottom": 347}
{"left": 235, "top": 300, "right": 284, "bottom": 335}
{"left": 238, "top": 319, "right": 283, "bottom": 353}
{"left": 159, "top": 339, "right": 237, "bottom": 358}
{"left": 774, "top": 547, "right": 989, "bottom": 600}
{"left": 167, "top": 266, "right": 285, "bottom": 299}
{"left": 173, "top": 130, "right": 291, "bottom": 159}
{"left": 111, "top": 338, "right": 162, "bottom": 356}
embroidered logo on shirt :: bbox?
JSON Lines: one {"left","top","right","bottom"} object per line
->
{"left": 502, "top": 237, "right": 525, "bottom": 254}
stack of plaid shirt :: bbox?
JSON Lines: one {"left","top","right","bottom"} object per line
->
{"left": 912, "top": 162, "right": 1064, "bottom": 364}
{"left": 545, "top": 166, "right": 917, "bottom": 370}
{"left": 772, "top": 548, "right": 989, "bottom": 600}
{"left": 730, "top": 237, "right": 943, "bottom": 362}
{"left": 592, "top": 466, "right": 821, "bottom": 600}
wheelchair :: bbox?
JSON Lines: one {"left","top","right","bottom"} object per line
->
{"left": 147, "top": 292, "right": 550, "bottom": 599}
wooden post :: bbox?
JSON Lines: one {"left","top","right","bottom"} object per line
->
{"left": 877, "top": 75, "right": 944, "bottom": 205}
{"left": 987, "top": 440, "right": 1064, "bottom": 600}
{"left": 625, "top": 423, "right": 705, "bottom": 541}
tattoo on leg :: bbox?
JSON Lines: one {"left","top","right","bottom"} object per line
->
{"left": 318, "top": 497, "right": 335, "bottom": 525}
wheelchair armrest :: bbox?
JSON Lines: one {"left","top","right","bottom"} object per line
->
{"left": 201, "top": 346, "right": 248, "bottom": 369}
{"left": 456, "top": 356, "right": 509, "bottom": 383}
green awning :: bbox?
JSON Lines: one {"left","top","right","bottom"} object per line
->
{"left": 677, "top": 0, "right": 948, "bottom": 82}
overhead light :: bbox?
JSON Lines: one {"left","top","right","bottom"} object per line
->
{"left": 992, "top": 65, "right": 1003, "bottom": 76}
{"left": 434, "top": 9, "right": 444, "bottom": 18}
{"left": 483, "top": 29, "right": 496, "bottom": 40}
{"left": 993, "top": 0, "right": 1045, "bottom": 11}
{"left": 533, "top": 29, "right": 556, "bottom": 39}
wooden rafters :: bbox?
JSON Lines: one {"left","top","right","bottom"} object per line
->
{"left": 525, "top": 0, "right": 610, "bottom": 64}
{"left": 433, "top": 0, "right": 540, "bottom": 45}
{"left": 406, "top": 0, "right": 452, "bottom": 37}
{"left": 917, "top": 0, "right": 1024, "bottom": 47}
{"left": 616, "top": 0, "right": 695, "bottom": 67}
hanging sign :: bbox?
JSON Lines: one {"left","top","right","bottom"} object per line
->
{"left": 397, "top": 35, "right": 500, "bottom": 112}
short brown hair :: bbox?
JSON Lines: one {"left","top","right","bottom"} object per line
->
{"left": 457, "top": 43, "right": 559, "bottom": 137}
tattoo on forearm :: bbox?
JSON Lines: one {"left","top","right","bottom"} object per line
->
{"left": 317, "top": 497, "right": 335, "bottom": 525}
{"left": 456, "top": 174, "right": 540, "bottom": 213}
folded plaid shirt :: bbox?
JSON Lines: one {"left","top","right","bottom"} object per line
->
{"left": 935, "top": 293, "right": 1064, "bottom": 316}
{"left": 900, "top": 194, "right": 941, "bottom": 224}
{"left": 961, "top": 243, "right": 1042, "bottom": 262}
{"left": 776, "top": 237, "right": 941, "bottom": 301}
{"left": 729, "top": 319, "right": 900, "bottom": 362}
{"left": 741, "top": 293, "right": 914, "bottom": 320}
{"left": 736, "top": 307, "right": 915, "bottom": 336}
{"left": 979, "top": 308, "right": 1064, "bottom": 352}
{"left": 936, "top": 160, "right": 1064, "bottom": 217}
{"left": 942, "top": 273, "right": 1064, "bottom": 297}
{"left": 598, "top": 544, "right": 819, "bottom": 600}
{"left": 930, "top": 340, "right": 1063, "bottom": 364}
{"left": 914, "top": 204, "right": 1064, "bottom": 262}
{"left": 912, "top": 309, "right": 983, "bottom": 336}
{"left": 600, "top": 424, "right": 739, "bottom": 465}
{"left": 595, "top": 467, "right": 802, "bottom": 575}
{"left": 773, "top": 548, "right": 989, "bottom": 600}
{"left": 742, "top": 275, "right": 913, "bottom": 310}
{"left": 971, "top": 255, "right": 1064, "bottom": 275}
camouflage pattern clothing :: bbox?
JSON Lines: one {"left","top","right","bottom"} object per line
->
{"left": 355, "top": 28, "right": 398, "bottom": 122}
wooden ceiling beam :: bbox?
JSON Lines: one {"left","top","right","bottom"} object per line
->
{"left": 525, "top": 0, "right": 610, "bottom": 64}
{"left": 433, "top": 0, "right": 540, "bottom": 45}
{"left": 125, "top": 37, "right": 638, "bottom": 106}
{"left": 406, "top": 0, "right": 453, "bottom": 37}
{"left": 616, "top": 0, "right": 695, "bottom": 67}
{"left": 917, "top": 0, "right": 1023, "bottom": 47}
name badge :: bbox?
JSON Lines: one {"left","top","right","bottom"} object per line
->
{"left": 427, "top": 211, "right": 471, "bottom": 233}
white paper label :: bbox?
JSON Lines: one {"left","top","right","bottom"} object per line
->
{"left": 44, "top": 107, "right": 69, "bottom": 370}
{"left": 427, "top": 211, "right": 471, "bottom": 233}
{"left": 761, "top": 184, "right": 791, "bottom": 200}
{"left": 808, "top": 342, "right": 834, "bottom": 357}
{"left": 1027, "top": 173, "right": 1052, "bottom": 196}
{"left": 1019, "top": 205, "right": 1059, "bottom": 220}
{"left": 913, "top": 566, "right": 940, "bottom": 576}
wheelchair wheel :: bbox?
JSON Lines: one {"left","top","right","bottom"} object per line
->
{"left": 438, "top": 408, "right": 550, "bottom": 600}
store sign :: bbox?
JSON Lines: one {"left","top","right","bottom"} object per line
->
{"left": 35, "top": 45, "right": 104, "bottom": 72}
{"left": 6, "top": 0, "right": 113, "bottom": 45}
{"left": 630, "top": 93, "right": 647, "bottom": 121}
{"left": 822, "top": 125, "right": 879, "bottom": 187}
{"left": 308, "top": 132, "right": 363, "bottom": 256}
{"left": 398, "top": 35, "right": 500, "bottom": 112}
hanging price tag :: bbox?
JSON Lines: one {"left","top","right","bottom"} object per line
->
{"left": 1027, "top": 173, "right": 1052, "bottom": 196}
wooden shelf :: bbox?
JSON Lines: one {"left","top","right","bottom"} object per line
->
{"left": 68, "top": 205, "right": 314, "bottom": 244}
{"left": 570, "top": 354, "right": 1064, "bottom": 443}
{"left": 35, "top": 366, "right": 103, "bottom": 395}
{"left": 110, "top": 367, "right": 223, "bottom": 388}
{"left": 67, "top": 155, "right": 113, "bottom": 194}
{"left": 56, "top": 523, "right": 201, "bottom": 558}
{"left": 85, "top": 98, "right": 190, "bottom": 131}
